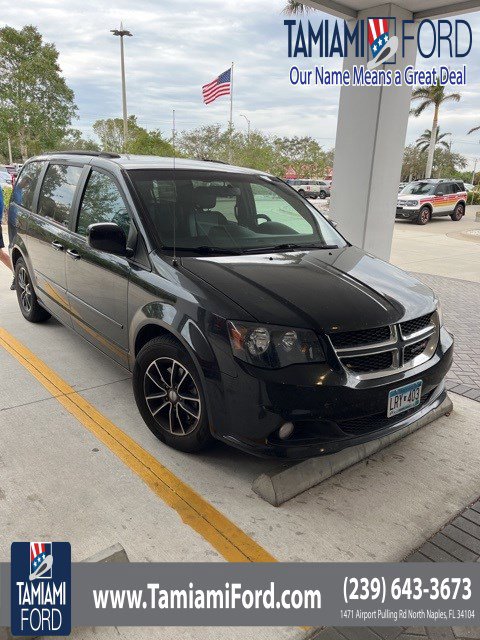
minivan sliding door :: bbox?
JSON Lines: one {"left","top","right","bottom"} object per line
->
{"left": 28, "top": 162, "right": 84, "bottom": 326}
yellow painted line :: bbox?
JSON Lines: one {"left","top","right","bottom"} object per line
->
{"left": 0, "top": 327, "right": 276, "bottom": 564}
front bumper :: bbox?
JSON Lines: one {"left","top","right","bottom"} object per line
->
{"left": 396, "top": 207, "right": 420, "bottom": 219}
{"left": 208, "top": 328, "right": 453, "bottom": 459}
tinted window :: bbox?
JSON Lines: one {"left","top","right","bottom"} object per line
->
{"left": 451, "top": 183, "right": 460, "bottom": 193}
{"left": 435, "top": 184, "right": 448, "bottom": 195}
{"left": 38, "top": 164, "right": 83, "bottom": 226}
{"left": 128, "top": 169, "right": 346, "bottom": 252}
{"left": 77, "top": 170, "right": 130, "bottom": 237}
{"left": 12, "top": 161, "right": 44, "bottom": 210}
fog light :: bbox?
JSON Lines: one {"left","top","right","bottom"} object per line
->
{"left": 278, "top": 421, "right": 294, "bottom": 440}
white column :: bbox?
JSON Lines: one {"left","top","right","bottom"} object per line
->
{"left": 329, "top": 4, "right": 418, "bottom": 261}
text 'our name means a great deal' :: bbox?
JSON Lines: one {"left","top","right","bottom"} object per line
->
{"left": 289, "top": 64, "right": 467, "bottom": 87}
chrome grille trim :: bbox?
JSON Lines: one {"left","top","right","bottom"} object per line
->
{"left": 328, "top": 312, "right": 440, "bottom": 379}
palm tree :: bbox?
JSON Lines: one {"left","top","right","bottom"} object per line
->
{"left": 282, "top": 1, "right": 310, "bottom": 14}
{"left": 410, "top": 81, "right": 461, "bottom": 179}
{"left": 415, "top": 128, "right": 451, "bottom": 153}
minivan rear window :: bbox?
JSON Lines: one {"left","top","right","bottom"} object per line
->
{"left": 38, "top": 164, "right": 83, "bottom": 226}
{"left": 12, "top": 161, "right": 44, "bottom": 211}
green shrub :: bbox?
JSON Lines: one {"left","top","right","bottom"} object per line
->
{"left": 467, "top": 190, "right": 480, "bottom": 205}
{"left": 2, "top": 185, "right": 12, "bottom": 209}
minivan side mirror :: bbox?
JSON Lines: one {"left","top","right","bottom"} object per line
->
{"left": 87, "top": 222, "right": 127, "bottom": 256}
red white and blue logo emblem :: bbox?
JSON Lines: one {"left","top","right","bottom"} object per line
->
{"left": 29, "top": 541, "right": 53, "bottom": 580}
{"left": 11, "top": 541, "right": 71, "bottom": 636}
{"left": 367, "top": 18, "right": 399, "bottom": 69}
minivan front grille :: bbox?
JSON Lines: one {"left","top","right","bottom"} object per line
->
{"left": 400, "top": 313, "right": 433, "bottom": 337}
{"left": 329, "top": 326, "right": 391, "bottom": 349}
{"left": 344, "top": 351, "right": 393, "bottom": 373}
{"left": 404, "top": 339, "right": 429, "bottom": 363}
{"left": 328, "top": 312, "right": 439, "bottom": 378}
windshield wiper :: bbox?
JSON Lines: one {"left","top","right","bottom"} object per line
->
{"left": 244, "top": 243, "right": 338, "bottom": 253}
{"left": 164, "top": 245, "right": 244, "bottom": 255}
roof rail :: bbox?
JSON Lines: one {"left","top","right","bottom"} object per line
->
{"left": 43, "top": 150, "right": 121, "bottom": 159}
{"left": 199, "top": 157, "right": 230, "bottom": 165}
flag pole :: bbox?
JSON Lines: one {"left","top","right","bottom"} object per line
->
{"left": 229, "top": 61, "right": 234, "bottom": 129}
{"left": 229, "top": 61, "right": 234, "bottom": 163}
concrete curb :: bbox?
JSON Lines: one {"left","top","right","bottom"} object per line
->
{"left": 252, "top": 396, "right": 453, "bottom": 507}
{"left": 83, "top": 542, "right": 129, "bottom": 564}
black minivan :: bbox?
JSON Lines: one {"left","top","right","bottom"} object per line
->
{"left": 9, "top": 152, "right": 453, "bottom": 459}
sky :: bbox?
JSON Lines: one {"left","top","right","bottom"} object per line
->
{"left": 1, "top": 0, "right": 480, "bottom": 169}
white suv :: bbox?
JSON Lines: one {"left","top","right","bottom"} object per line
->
{"left": 396, "top": 180, "right": 467, "bottom": 225}
{"left": 286, "top": 179, "right": 331, "bottom": 200}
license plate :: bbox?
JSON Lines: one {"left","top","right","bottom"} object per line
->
{"left": 387, "top": 380, "right": 422, "bottom": 418}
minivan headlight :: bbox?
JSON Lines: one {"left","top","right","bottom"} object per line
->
{"left": 409, "top": 200, "right": 419, "bottom": 206}
{"left": 227, "top": 321, "right": 325, "bottom": 368}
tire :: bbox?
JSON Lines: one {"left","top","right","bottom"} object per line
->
{"left": 319, "top": 190, "right": 327, "bottom": 199}
{"left": 416, "top": 206, "right": 431, "bottom": 225}
{"left": 14, "top": 258, "right": 51, "bottom": 323}
{"left": 133, "top": 335, "right": 212, "bottom": 453}
{"left": 450, "top": 202, "right": 465, "bottom": 221}
{"left": 298, "top": 189, "right": 306, "bottom": 198}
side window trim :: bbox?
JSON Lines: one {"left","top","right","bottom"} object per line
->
{"left": 32, "top": 162, "right": 49, "bottom": 215}
{"left": 70, "top": 165, "right": 92, "bottom": 233}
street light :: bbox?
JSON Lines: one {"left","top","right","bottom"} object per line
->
{"left": 111, "top": 23, "right": 133, "bottom": 151}
{"left": 240, "top": 114, "right": 251, "bottom": 142}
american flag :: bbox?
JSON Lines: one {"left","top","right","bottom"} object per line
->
{"left": 30, "top": 542, "right": 50, "bottom": 572}
{"left": 202, "top": 68, "right": 231, "bottom": 105}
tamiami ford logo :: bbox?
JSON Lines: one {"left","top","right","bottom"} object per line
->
{"left": 285, "top": 16, "right": 472, "bottom": 87}
{"left": 11, "top": 542, "right": 71, "bottom": 636}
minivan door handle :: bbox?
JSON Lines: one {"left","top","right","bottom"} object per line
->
{"left": 66, "top": 249, "right": 81, "bottom": 261}
{"left": 51, "top": 241, "right": 64, "bottom": 251}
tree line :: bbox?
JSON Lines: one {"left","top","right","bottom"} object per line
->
{"left": 0, "top": 24, "right": 474, "bottom": 183}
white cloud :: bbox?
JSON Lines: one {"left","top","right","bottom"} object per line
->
{"left": 1, "top": 1, "right": 479, "bottom": 167}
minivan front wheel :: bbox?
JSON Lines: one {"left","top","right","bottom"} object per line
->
{"left": 133, "top": 335, "right": 212, "bottom": 453}
{"left": 15, "top": 258, "right": 51, "bottom": 323}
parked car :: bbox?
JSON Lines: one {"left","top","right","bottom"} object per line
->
{"left": 396, "top": 179, "right": 467, "bottom": 225}
{"left": 0, "top": 170, "right": 13, "bottom": 187}
{"left": 464, "top": 183, "right": 475, "bottom": 192}
{"left": 286, "top": 179, "right": 330, "bottom": 199}
{"left": 9, "top": 152, "right": 452, "bottom": 459}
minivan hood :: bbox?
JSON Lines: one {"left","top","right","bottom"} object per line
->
{"left": 180, "top": 246, "right": 436, "bottom": 332}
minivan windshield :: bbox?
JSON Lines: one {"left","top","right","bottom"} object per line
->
{"left": 400, "top": 182, "right": 436, "bottom": 196}
{"left": 128, "top": 170, "right": 346, "bottom": 254}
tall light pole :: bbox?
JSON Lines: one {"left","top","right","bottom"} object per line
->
{"left": 7, "top": 137, "right": 13, "bottom": 165}
{"left": 240, "top": 114, "right": 251, "bottom": 142}
{"left": 111, "top": 23, "right": 133, "bottom": 151}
